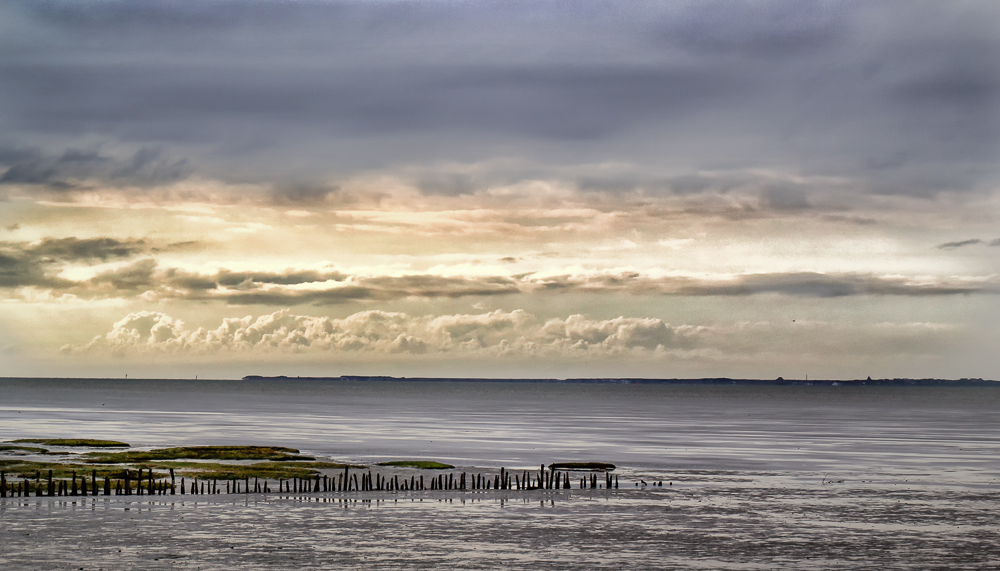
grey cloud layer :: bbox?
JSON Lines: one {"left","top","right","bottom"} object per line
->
{"left": 937, "top": 238, "right": 1000, "bottom": 249}
{"left": 6, "top": 254, "right": 993, "bottom": 302}
{"left": 1, "top": 0, "right": 997, "bottom": 197}
{"left": 0, "top": 237, "right": 148, "bottom": 287}
{"left": 0, "top": 147, "right": 191, "bottom": 190}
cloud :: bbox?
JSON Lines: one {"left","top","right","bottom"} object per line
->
{"left": 937, "top": 239, "right": 983, "bottom": 249}
{"left": 0, "top": 237, "right": 148, "bottom": 287}
{"left": 0, "top": 146, "right": 192, "bottom": 190}
{"left": 937, "top": 238, "right": 1000, "bottom": 249}
{"left": 68, "top": 309, "right": 690, "bottom": 357}
{"left": 9, "top": 259, "right": 995, "bottom": 303}
{"left": 66, "top": 308, "right": 959, "bottom": 363}
{"left": 29, "top": 237, "right": 147, "bottom": 260}
{"left": 1, "top": 0, "right": 996, "bottom": 198}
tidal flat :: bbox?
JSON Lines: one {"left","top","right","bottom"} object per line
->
{"left": 2, "top": 473, "right": 999, "bottom": 570}
{"left": 2, "top": 378, "right": 999, "bottom": 568}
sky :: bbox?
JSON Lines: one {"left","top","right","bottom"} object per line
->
{"left": 0, "top": 0, "right": 998, "bottom": 380}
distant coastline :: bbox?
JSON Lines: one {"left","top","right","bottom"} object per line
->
{"left": 240, "top": 375, "right": 998, "bottom": 386}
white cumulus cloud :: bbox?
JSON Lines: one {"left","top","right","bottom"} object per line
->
{"left": 68, "top": 309, "right": 693, "bottom": 357}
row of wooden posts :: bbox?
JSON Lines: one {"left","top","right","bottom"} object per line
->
{"left": 0, "top": 466, "right": 618, "bottom": 498}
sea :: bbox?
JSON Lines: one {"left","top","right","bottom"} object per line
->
{"left": 1, "top": 378, "right": 999, "bottom": 570}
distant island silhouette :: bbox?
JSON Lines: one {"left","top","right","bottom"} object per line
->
{"left": 241, "top": 375, "right": 997, "bottom": 386}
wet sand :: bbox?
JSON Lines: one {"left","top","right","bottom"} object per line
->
{"left": 3, "top": 471, "right": 999, "bottom": 570}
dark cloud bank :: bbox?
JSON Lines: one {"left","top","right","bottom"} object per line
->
{"left": 0, "top": 237, "right": 147, "bottom": 287}
{"left": 0, "top": 0, "right": 997, "bottom": 199}
{"left": 937, "top": 238, "right": 1000, "bottom": 249}
{"left": 1, "top": 239, "right": 993, "bottom": 302}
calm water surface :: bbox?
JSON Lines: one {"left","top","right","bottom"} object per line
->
{"left": 1, "top": 378, "right": 998, "bottom": 475}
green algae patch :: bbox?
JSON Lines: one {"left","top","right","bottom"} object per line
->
{"left": 86, "top": 446, "right": 310, "bottom": 463}
{"left": 0, "top": 460, "right": 153, "bottom": 480}
{"left": 11, "top": 439, "right": 129, "bottom": 448}
{"left": 150, "top": 461, "right": 358, "bottom": 480}
{"left": 0, "top": 445, "right": 48, "bottom": 454}
{"left": 377, "top": 460, "right": 454, "bottom": 470}
{"left": 0, "top": 459, "right": 357, "bottom": 482}
{"left": 549, "top": 462, "right": 616, "bottom": 471}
